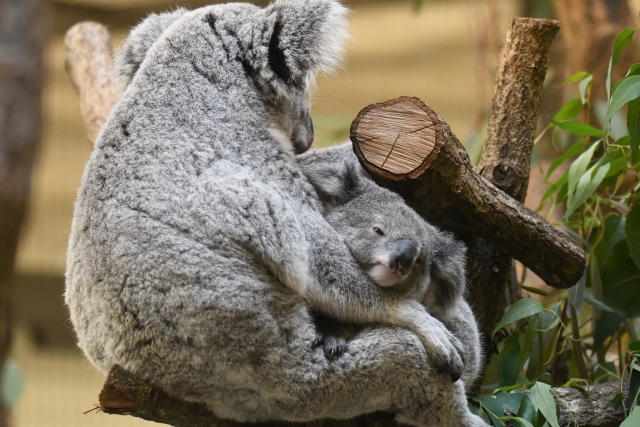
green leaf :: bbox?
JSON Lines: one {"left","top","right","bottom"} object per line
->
{"left": 517, "top": 395, "right": 538, "bottom": 425}
{"left": 607, "top": 29, "right": 637, "bottom": 98}
{"left": 546, "top": 142, "right": 583, "bottom": 179}
{"left": 594, "top": 310, "right": 624, "bottom": 349}
{"left": 613, "top": 63, "right": 640, "bottom": 94}
{"left": 601, "top": 240, "right": 640, "bottom": 317}
{"left": 521, "top": 285, "right": 549, "bottom": 297}
{"left": 541, "top": 171, "right": 567, "bottom": 204}
{"left": 554, "top": 98, "right": 583, "bottom": 122}
{"left": 565, "top": 163, "right": 611, "bottom": 219}
{"left": 562, "top": 71, "right": 590, "bottom": 85}
{"left": 620, "top": 406, "right": 640, "bottom": 427}
{"left": 474, "top": 395, "right": 507, "bottom": 427}
{"left": 627, "top": 203, "right": 640, "bottom": 270}
{"left": 495, "top": 392, "right": 523, "bottom": 415}
{"left": 630, "top": 341, "right": 640, "bottom": 352}
{"left": 529, "top": 382, "right": 560, "bottom": 427}
{"left": 579, "top": 75, "right": 593, "bottom": 104}
{"left": 593, "top": 215, "right": 627, "bottom": 269}
{"left": 583, "top": 291, "right": 617, "bottom": 313}
{"left": 493, "top": 299, "right": 544, "bottom": 336}
{"left": 567, "top": 141, "right": 600, "bottom": 208}
{"left": 628, "top": 98, "right": 640, "bottom": 165}
{"left": 502, "top": 416, "right": 534, "bottom": 427}
{"left": 630, "top": 359, "right": 640, "bottom": 407}
{"left": 498, "top": 333, "right": 522, "bottom": 387}
{"left": 554, "top": 121, "right": 602, "bottom": 137}
{"left": 604, "top": 75, "right": 640, "bottom": 128}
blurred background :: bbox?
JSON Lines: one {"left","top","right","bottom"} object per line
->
{"left": 1, "top": 0, "right": 638, "bottom": 426}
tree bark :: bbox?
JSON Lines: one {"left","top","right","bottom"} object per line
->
{"left": 0, "top": 0, "right": 47, "bottom": 425}
{"left": 98, "top": 365, "right": 629, "bottom": 427}
{"left": 351, "top": 96, "right": 583, "bottom": 290}
{"left": 471, "top": 17, "right": 561, "bottom": 390}
{"left": 64, "top": 22, "right": 120, "bottom": 144}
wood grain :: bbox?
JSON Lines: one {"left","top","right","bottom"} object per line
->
{"left": 352, "top": 97, "right": 441, "bottom": 179}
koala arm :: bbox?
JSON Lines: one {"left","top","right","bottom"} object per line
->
{"left": 189, "top": 160, "right": 464, "bottom": 378}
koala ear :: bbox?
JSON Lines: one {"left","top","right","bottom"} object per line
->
{"left": 428, "top": 230, "right": 467, "bottom": 314}
{"left": 266, "top": 0, "right": 348, "bottom": 87}
{"left": 301, "top": 159, "right": 362, "bottom": 207}
{"left": 114, "top": 8, "right": 188, "bottom": 86}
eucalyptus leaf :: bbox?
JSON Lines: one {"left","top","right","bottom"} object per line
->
{"left": 495, "top": 392, "right": 522, "bottom": 415}
{"left": 562, "top": 71, "right": 590, "bottom": 85}
{"left": 607, "top": 29, "right": 636, "bottom": 98}
{"left": 630, "top": 359, "right": 640, "bottom": 407}
{"left": 567, "top": 141, "right": 599, "bottom": 208}
{"left": 620, "top": 406, "right": 640, "bottom": 427}
{"left": 546, "top": 142, "right": 583, "bottom": 179}
{"left": 554, "top": 98, "right": 583, "bottom": 122}
{"left": 517, "top": 395, "right": 538, "bottom": 425}
{"left": 604, "top": 75, "right": 640, "bottom": 128}
{"left": 593, "top": 215, "right": 627, "bottom": 269}
{"left": 493, "top": 299, "right": 544, "bottom": 337}
{"left": 474, "top": 395, "right": 507, "bottom": 427}
{"left": 601, "top": 240, "right": 640, "bottom": 317}
{"left": 626, "top": 203, "right": 640, "bottom": 270}
{"left": 612, "top": 62, "right": 640, "bottom": 94}
{"left": 529, "top": 382, "right": 560, "bottom": 427}
{"left": 522, "top": 285, "right": 549, "bottom": 297}
{"left": 628, "top": 98, "right": 640, "bottom": 165}
{"left": 630, "top": 341, "right": 640, "bottom": 351}
{"left": 565, "top": 163, "right": 610, "bottom": 219}
{"left": 554, "top": 121, "right": 602, "bottom": 138}
{"left": 499, "top": 333, "right": 522, "bottom": 387}
{"left": 594, "top": 310, "right": 624, "bottom": 350}
{"left": 502, "top": 416, "right": 535, "bottom": 427}
{"left": 541, "top": 172, "right": 567, "bottom": 204}
{"left": 579, "top": 75, "right": 593, "bottom": 104}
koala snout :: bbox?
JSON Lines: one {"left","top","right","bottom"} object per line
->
{"left": 292, "top": 113, "right": 314, "bottom": 154}
{"left": 389, "top": 239, "right": 416, "bottom": 276}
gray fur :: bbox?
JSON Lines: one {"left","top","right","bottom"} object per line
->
{"left": 66, "top": 1, "right": 486, "bottom": 425}
{"left": 298, "top": 142, "right": 483, "bottom": 390}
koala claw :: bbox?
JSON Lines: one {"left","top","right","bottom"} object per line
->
{"left": 312, "top": 337, "right": 324, "bottom": 350}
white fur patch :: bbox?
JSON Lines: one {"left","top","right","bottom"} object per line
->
{"left": 367, "top": 262, "right": 401, "bottom": 288}
{"left": 268, "top": 127, "right": 295, "bottom": 158}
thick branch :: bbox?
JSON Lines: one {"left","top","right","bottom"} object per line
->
{"left": 470, "top": 17, "right": 560, "bottom": 390}
{"left": 99, "top": 365, "right": 397, "bottom": 427}
{"left": 99, "top": 365, "right": 628, "bottom": 427}
{"left": 64, "top": 21, "right": 119, "bottom": 144}
{"left": 351, "top": 97, "right": 584, "bottom": 289}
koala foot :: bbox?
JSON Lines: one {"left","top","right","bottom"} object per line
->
{"left": 322, "top": 335, "right": 348, "bottom": 363}
{"left": 311, "top": 335, "right": 348, "bottom": 363}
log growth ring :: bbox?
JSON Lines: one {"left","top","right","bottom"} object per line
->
{"left": 350, "top": 96, "right": 444, "bottom": 181}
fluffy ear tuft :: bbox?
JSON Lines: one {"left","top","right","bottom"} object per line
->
{"left": 300, "top": 159, "right": 363, "bottom": 208}
{"left": 427, "top": 231, "right": 467, "bottom": 314}
{"left": 114, "top": 8, "right": 188, "bottom": 87}
{"left": 266, "top": 0, "right": 349, "bottom": 88}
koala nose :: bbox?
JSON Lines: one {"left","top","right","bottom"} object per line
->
{"left": 292, "top": 114, "right": 314, "bottom": 154}
{"left": 390, "top": 239, "right": 416, "bottom": 276}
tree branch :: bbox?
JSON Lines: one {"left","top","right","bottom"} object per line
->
{"left": 350, "top": 96, "right": 584, "bottom": 290}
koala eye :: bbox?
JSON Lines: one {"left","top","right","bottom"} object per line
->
{"left": 373, "top": 227, "right": 385, "bottom": 236}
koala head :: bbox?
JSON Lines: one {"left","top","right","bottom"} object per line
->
{"left": 113, "top": 0, "right": 348, "bottom": 155}
{"left": 301, "top": 154, "right": 467, "bottom": 313}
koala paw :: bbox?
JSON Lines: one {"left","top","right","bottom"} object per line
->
{"left": 312, "top": 335, "right": 348, "bottom": 363}
{"left": 423, "top": 323, "right": 465, "bottom": 383}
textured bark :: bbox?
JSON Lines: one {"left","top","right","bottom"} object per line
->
{"left": 64, "top": 22, "right": 120, "bottom": 144}
{"left": 99, "top": 365, "right": 629, "bottom": 427}
{"left": 469, "top": 17, "right": 561, "bottom": 391}
{"left": 351, "top": 97, "right": 584, "bottom": 290}
{"left": 0, "top": 0, "right": 47, "bottom": 425}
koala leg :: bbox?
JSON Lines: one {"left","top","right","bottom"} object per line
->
{"left": 189, "top": 161, "right": 464, "bottom": 379}
{"left": 244, "top": 324, "right": 486, "bottom": 427}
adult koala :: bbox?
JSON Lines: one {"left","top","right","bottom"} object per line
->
{"left": 298, "top": 143, "right": 483, "bottom": 391}
{"left": 66, "top": 1, "right": 486, "bottom": 426}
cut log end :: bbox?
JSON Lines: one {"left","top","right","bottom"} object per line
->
{"left": 351, "top": 96, "right": 443, "bottom": 181}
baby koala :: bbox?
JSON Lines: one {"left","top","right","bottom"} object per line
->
{"left": 298, "top": 143, "right": 482, "bottom": 386}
